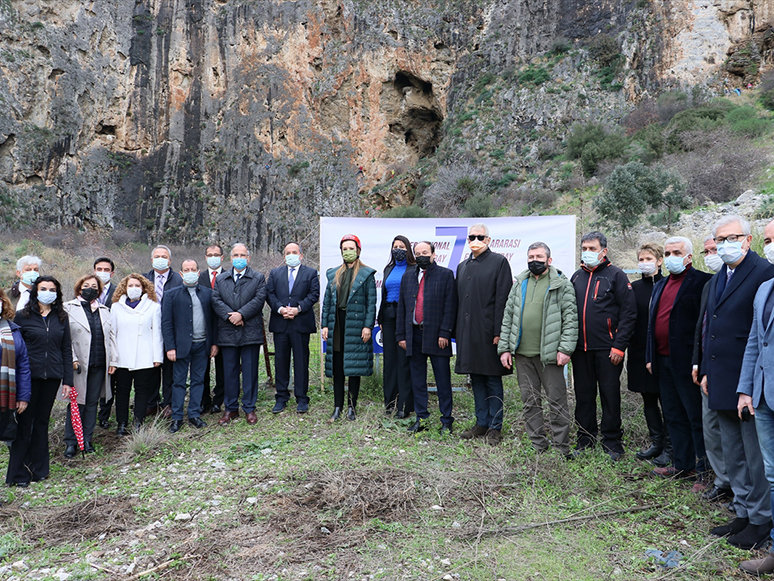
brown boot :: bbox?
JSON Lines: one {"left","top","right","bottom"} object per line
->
{"left": 460, "top": 424, "right": 488, "bottom": 440}
{"left": 485, "top": 429, "right": 502, "bottom": 446}
{"left": 740, "top": 554, "right": 774, "bottom": 576}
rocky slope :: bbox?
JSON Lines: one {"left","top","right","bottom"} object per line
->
{"left": 0, "top": 0, "right": 772, "bottom": 249}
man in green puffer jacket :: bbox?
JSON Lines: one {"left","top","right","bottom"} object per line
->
{"left": 498, "top": 242, "right": 578, "bottom": 457}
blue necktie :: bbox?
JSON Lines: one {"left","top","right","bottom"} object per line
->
{"left": 288, "top": 268, "right": 295, "bottom": 294}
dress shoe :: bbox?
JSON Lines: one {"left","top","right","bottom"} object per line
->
{"left": 329, "top": 407, "right": 342, "bottom": 421}
{"left": 116, "top": 423, "right": 128, "bottom": 437}
{"left": 460, "top": 424, "right": 488, "bottom": 439}
{"left": 10, "top": 481, "right": 29, "bottom": 488}
{"left": 98, "top": 420, "right": 110, "bottom": 429}
{"left": 63, "top": 445, "right": 77, "bottom": 458}
{"left": 740, "top": 553, "right": 774, "bottom": 576}
{"left": 246, "top": 411, "right": 258, "bottom": 425}
{"left": 636, "top": 443, "right": 663, "bottom": 461}
{"left": 218, "top": 411, "right": 238, "bottom": 425}
{"left": 651, "top": 449, "right": 672, "bottom": 467}
{"left": 347, "top": 406, "right": 356, "bottom": 421}
{"left": 710, "top": 516, "right": 749, "bottom": 537}
{"left": 84, "top": 442, "right": 96, "bottom": 454}
{"left": 145, "top": 406, "right": 158, "bottom": 416}
{"left": 161, "top": 405, "right": 172, "bottom": 419}
{"left": 272, "top": 402, "right": 286, "bottom": 414}
{"left": 189, "top": 417, "right": 207, "bottom": 429}
{"left": 729, "top": 521, "right": 773, "bottom": 550}
{"left": 395, "top": 410, "right": 406, "bottom": 419}
{"left": 169, "top": 419, "right": 183, "bottom": 433}
{"left": 485, "top": 428, "right": 502, "bottom": 446}
{"left": 607, "top": 450, "right": 624, "bottom": 462}
{"left": 652, "top": 466, "right": 695, "bottom": 479}
{"left": 701, "top": 485, "right": 733, "bottom": 503}
{"left": 296, "top": 401, "right": 309, "bottom": 414}
{"left": 439, "top": 423, "right": 453, "bottom": 435}
{"left": 408, "top": 418, "right": 427, "bottom": 433}
{"left": 210, "top": 404, "right": 221, "bottom": 414}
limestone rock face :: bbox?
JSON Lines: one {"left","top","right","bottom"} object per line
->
{"left": 0, "top": 0, "right": 771, "bottom": 248}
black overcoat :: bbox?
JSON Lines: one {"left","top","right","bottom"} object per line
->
{"left": 627, "top": 273, "right": 662, "bottom": 393}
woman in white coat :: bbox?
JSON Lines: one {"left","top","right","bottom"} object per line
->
{"left": 62, "top": 275, "right": 112, "bottom": 456}
{"left": 109, "top": 274, "right": 163, "bottom": 435}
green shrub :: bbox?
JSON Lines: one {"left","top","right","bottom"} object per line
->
{"left": 550, "top": 38, "right": 571, "bottom": 55}
{"left": 566, "top": 123, "right": 607, "bottom": 159}
{"left": 726, "top": 106, "right": 770, "bottom": 138}
{"left": 760, "top": 89, "right": 774, "bottom": 111}
{"left": 473, "top": 73, "right": 495, "bottom": 93}
{"left": 381, "top": 205, "right": 431, "bottom": 218}
{"left": 464, "top": 194, "right": 493, "bottom": 217}
{"left": 518, "top": 66, "right": 550, "bottom": 86}
{"left": 287, "top": 161, "right": 310, "bottom": 177}
{"left": 567, "top": 124, "right": 629, "bottom": 176}
{"left": 665, "top": 107, "right": 727, "bottom": 151}
{"left": 587, "top": 35, "right": 620, "bottom": 67}
{"left": 630, "top": 123, "right": 665, "bottom": 161}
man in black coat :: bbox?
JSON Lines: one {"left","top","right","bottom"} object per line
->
{"left": 161, "top": 259, "right": 218, "bottom": 433}
{"left": 199, "top": 244, "right": 226, "bottom": 414}
{"left": 94, "top": 256, "right": 118, "bottom": 429}
{"left": 455, "top": 224, "right": 513, "bottom": 445}
{"left": 645, "top": 237, "right": 712, "bottom": 480}
{"left": 144, "top": 245, "right": 183, "bottom": 417}
{"left": 266, "top": 243, "right": 320, "bottom": 414}
{"left": 212, "top": 243, "right": 267, "bottom": 426}
{"left": 397, "top": 241, "right": 458, "bottom": 434}
{"left": 570, "top": 231, "right": 636, "bottom": 461}
{"left": 700, "top": 215, "right": 774, "bottom": 550}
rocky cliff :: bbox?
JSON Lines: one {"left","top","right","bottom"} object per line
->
{"left": 0, "top": 0, "right": 772, "bottom": 250}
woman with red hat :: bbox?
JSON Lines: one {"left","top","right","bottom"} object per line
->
{"left": 321, "top": 235, "right": 377, "bottom": 421}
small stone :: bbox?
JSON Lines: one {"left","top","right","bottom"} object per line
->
{"left": 680, "top": 539, "right": 689, "bottom": 546}
{"left": 321, "top": 527, "right": 331, "bottom": 534}
{"left": 174, "top": 513, "right": 192, "bottom": 521}
{"left": 246, "top": 497, "right": 258, "bottom": 504}
{"left": 261, "top": 448, "right": 273, "bottom": 455}
{"left": 443, "top": 576, "right": 453, "bottom": 581}
{"left": 11, "top": 561, "right": 28, "bottom": 571}
{"left": 430, "top": 505, "right": 443, "bottom": 510}
{"left": 451, "top": 521, "right": 461, "bottom": 528}
{"left": 440, "top": 558, "right": 451, "bottom": 566}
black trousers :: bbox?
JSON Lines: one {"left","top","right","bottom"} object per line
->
{"left": 200, "top": 350, "right": 225, "bottom": 411}
{"left": 6, "top": 378, "right": 60, "bottom": 485}
{"left": 380, "top": 305, "right": 413, "bottom": 413}
{"left": 113, "top": 367, "right": 158, "bottom": 425}
{"left": 274, "top": 331, "right": 311, "bottom": 405}
{"left": 571, "top": 349, "right": 624, "bottom": 453}
{"left": 148, "top": 356, "right": 173, "bottom": 409}
{"left": 98, "top": 375, "right": 117, "bottom": 424}
{"left": 65, "top": 366, "right": 104, "bottom": 447}
{"left": 408, "top": 326, "right": 453, "bottom": 425}
{"left": 332, "top": 351, "right": 360, "bottom": 409}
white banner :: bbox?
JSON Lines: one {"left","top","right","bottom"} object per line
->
{"left": 319, "top": 216, "right": 577, "bottom": 353}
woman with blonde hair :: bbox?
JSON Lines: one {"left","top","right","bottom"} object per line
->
{"left": 62, "top": 274, "right": 111, "bottom": 456}
{"left": 321, "top": 235, "right": 376, "bottom": 421}
{"left": 109, "top": 274, "right": 163, "bottom": 435}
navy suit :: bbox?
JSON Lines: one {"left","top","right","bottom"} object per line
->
{"left": 198, "top": 268, "right": 225, "bottom": 412}
{"left": 396, "top": 262, "right": 458, "bottom": 426}
{"left": 266, "top": 264, "right": 319, "bottom": 407}
{"left": 144, "top": 269, "right": 184, "bottom": 410}
{"left": 702, "top": 250, "right": 774, "bottom": 527}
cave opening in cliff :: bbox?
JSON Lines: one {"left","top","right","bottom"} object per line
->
{"left": 389, "top": 71, "right": 442, "bottom": 159}
{"left": 394, "top": 71, "right": 433, "bottom": 97}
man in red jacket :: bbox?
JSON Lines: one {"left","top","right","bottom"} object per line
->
{"left": 570, "top": 231, "right": 637, "bottom": 461}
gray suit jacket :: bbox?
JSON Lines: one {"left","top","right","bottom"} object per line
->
{"left": 738, "top": 278, "right": 774, "bottom": 408}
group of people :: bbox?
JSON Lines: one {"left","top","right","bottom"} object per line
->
{"left": 3, "top": 217, "right": 774, "bottom": 574}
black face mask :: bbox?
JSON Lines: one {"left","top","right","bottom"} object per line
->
{"left": 392, "top": 248, "right": 407, "bottom": 263}
{"left": 81, "top": 287, "right": 99, "bottom": 302}
{"left": 416, "top": 255, "right": 432, "bottom": 270}
{"left": 527, "top": 260, "right": 547, "bottom": 276}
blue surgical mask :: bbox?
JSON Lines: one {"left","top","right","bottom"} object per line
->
{"left": 206, "top": 256, "right": 222, "bottom": 270}
{"left": 37, "top": 290, "right": 57, "bottom": 305}
{"left": 717, "top": 241, "right": 744, "bottom": 265}
{"left": 152, "top": 257, "right": 169, "bottom": 270}
{"left": 182, "top": 272, "right": 199, "bottom": 286}
{"left": 581, "top": 250, "right": 602, "bottom": 268}
{"left": 664, "top": 255, "right": 687, "bottom": 275}
{"left": 21, "top": 271, "right": 39, "bottom": 286}
{"left": 285, "top": 254, "right": 301, "bottom": 268}
{"left": 232, "top": 257, "right": 247, "bottom": 271}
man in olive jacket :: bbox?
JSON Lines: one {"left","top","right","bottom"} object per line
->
{"left": 211, "top": 243, "right": 267, "bottom": 426}
{"left": 498, "top": 242, "right": 578, "bottom": 457}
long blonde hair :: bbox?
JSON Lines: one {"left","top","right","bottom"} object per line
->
{"left": 335, "top": 259, "right": 363, "bottom": 289}
{"left": 112, "top": 273, "right": 157, "bottom": 303}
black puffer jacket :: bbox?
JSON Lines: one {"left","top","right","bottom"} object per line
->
{"left": 212, "top": 267, "right": 267, "bottom": 346}
{"left": 14, "top": 310, "right": 74, "bottom": 385}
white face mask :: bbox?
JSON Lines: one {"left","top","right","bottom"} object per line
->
{"left": 127, "top": 287, "right": 142, "bottom": 301}
{"left": 765, "top": 243, "right": 774, "bottom": 265}
{"left": 638, "top": 262, "right": 657, "bottom": 276}
{"left": 95, "top": 271, "right": 112, "bottom": 284}
{"left": 704, "top": 253, "right": 723, "bottom": 273}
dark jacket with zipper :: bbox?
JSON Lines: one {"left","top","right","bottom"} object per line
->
{"left": 13, "top": 310, "right": 74, "bottom": 385}
{"left": 570, "top": 258, "right": 636, "bottom": 353}
{"left": 627, "top": 273, "right": 663, "bottom": 393}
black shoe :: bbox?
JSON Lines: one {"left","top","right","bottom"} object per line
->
{"left": 651, "top": 450, "right": 672, "bottom": 467}
{"left": 296, "top": 401, "right": 309, "bottom": 414}
{"left": 11, "top": 481, "right": 29, "bottom": 488}
{"left": 133, "top": 420, "right": 143, "bottom": 433}
{"left": 347, "top": 406, "right": 356, "bottom": 421}
{"left": 710, "top": 517, "right": 749, "bottom": 537}
{"left": 116, "top": 423, "right": 128, "bottom": 437}
{"left": 272, "top": 402, "right": 286, "bottom": 414}
{"left": 169, "top": 420, "right": 183, "bottom": 433}
{"left": 636, "top": 444, "right": 663, "bottom": 461}
{"left": 439, "top": 423, "right": 453, "bottom": 435}
{"left": 98, "top": 420, "right": 110, "bottom": 429}
{"left": 408, "top": 419, "right": 428, "bottom": 433}
{"left": 329, "top": 407, "right": 342, "bottom": 421}
{"left": 701, "top": 485, "right": 733, "bottom": 503}
{"left": 728, "top": 521, "right": 773, "bottom": 550}
{"left": 607, "top": 450, "right": 624, "bottom": 462}
{"left": 210, "top": 404, "right": 221, "bottom": 414}
{"left": 189, "top": 417, "right": 207, "bottom": 429}
{"left": 84, "top": 442, "right": 96, "bottom": 454}
{"left": 395, "top": 410, "right": 406, "bottom": 419}
{"left": 63, "top": 445, "right": 77, "bottom": 458}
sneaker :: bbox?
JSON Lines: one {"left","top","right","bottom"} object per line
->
{"left": 460, "top": 425, "right": 488, "bottom": 440}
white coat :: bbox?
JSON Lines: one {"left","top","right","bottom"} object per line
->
{"left": 109, "top": 294, "right": 163, "bottom": 370}
{"left": 63, "top": 299, "right": 112, "bottom": 405}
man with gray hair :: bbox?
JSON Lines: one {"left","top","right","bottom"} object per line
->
{"left": 498, "top": 241, "right": 578, "bottom": 457}
{"left": 10, "top": 255, "right": 42, "bottom": 311}
{"left": 701, "top": 215, "right": 774, "bottom": 550}
{"left": 645, "top": 236, "right": 712, "bottom": 480}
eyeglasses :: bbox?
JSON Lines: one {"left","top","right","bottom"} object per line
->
{"left": 714, "top": 234, "right": 746, "bottom": 244}
{"left": 468, "top": 235, "right": 487, "bottom": 241}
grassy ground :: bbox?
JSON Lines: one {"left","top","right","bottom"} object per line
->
{"left": 0, "top": 343, "right": 761, "bottom": 581}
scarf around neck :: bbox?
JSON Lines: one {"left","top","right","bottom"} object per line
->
{"left": 0, "top": 319, "right": 17, "bottom": 412}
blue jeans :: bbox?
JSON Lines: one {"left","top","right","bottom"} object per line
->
{"left": 469, "top": 374, "right": 503, "bottom": 431}
{"left": 171, "top": 342, "right": 208, "bottom": 420}
{"left": 754, "top": 393, "right": 774, "bottom": 539}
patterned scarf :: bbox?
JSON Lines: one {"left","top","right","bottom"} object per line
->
{"left": 0, "top": 319, "right": 17, "bottom": 412}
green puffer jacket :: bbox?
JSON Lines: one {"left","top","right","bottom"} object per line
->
{"left": 321, "top": 264, "right": 377, "bottom": 377}
{"left": 498, "top": 265, "right": 578, "bottom": 365}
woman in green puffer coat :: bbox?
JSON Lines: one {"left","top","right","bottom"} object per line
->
{"left": 321, "top": 234, "right": 376, "bottom": 422}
